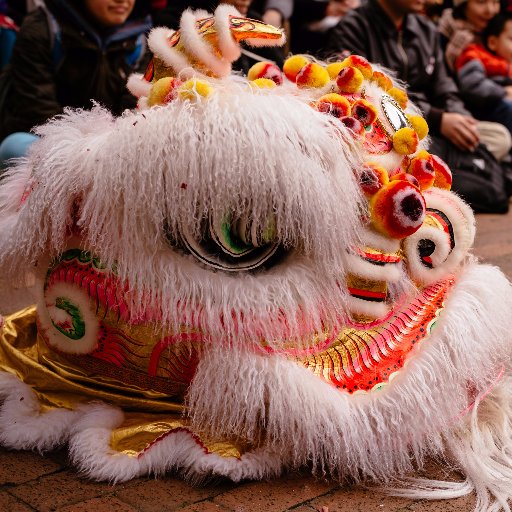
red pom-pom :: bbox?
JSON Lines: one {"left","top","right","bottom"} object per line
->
{"left": 340, "top": 116, "right": 365, "bottom": 136}
{"left": 431, "top": 155, "right": 453, "bottom": 190}
{"left": 407, "top": 155, "right": 435, "bottom": 190}
{"left": 360, "top": 163, "right": 389, "bottom": 197}
{"left": 351, "top": 99, "right": 378, "bottom": 127}
{"left": 370, "top": 181, "right": 426, "bottom": 239}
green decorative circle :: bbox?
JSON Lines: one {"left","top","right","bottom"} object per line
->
{"left": 51, "top": 296, "right": 86, "bottom": 340}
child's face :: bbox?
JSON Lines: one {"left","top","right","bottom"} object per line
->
{"left": 84, "top": 0, "right": 135, "bottom": 27}
{"left": 465, "top": 0, "right": 500, "bottom": 33}
{"left": 488, "top": 21, "right": 512, "bottom": 62}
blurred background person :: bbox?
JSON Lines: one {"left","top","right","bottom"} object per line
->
{"left": 456, "top": 13, "right": 512, "bottom": 131}
{"left": 290, "top": 0, "right": 359, "bottom": 56}
{"left": 438, "top": 0, "right": 500, "bottom": 70}
{"left": 0, "top": 0, "right": 152, "bottom": 168}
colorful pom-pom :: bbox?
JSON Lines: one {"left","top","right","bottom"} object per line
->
{"left": 431, "top": 154, "right": 453, "bottom": 190}
{"left": 251, "top": 78, "right": 277, "bottom": 89}
{"left": 326, "top": 61, "right": 345, "bottom": 79}
{"left": 407, "top": 154, "right": 435, "bottom": 190}
{"left": 351, "top": 99, "right": 378, "bottom": 127}
{"left": 388, "top": 87, "right": 408, "bottom": 109}
{"left": 341, "top": 55, "right": 373, "bottom": 79}
{"left": 360, "top": 162, "right": 389, "bottom": 197}
{"left": 296, "top": 62, "right": 330, "bottom": 88}
{"left": 390, "top": 172, "right": 421, "bottom": 189}
{"left": 370, "top": 180, "right": 426, "bottom": 239}
{"left": 317, "top": 93, "right": 351, "bottom": 118}
{"left": 248, "top": 61, "right": 283, "bottom": 85}
{"left": 336, "top": 67, "right": 364, "bottom": 93}
{"left": 407, "top": 115, "right": 429, "bottom": 140}
{"left": 178, "top": 79, "right": 213, "bottom": 101}
{"left": 371, "top": 71, "right": 393, "bottom": 91}
{"left": 283, "top": 55, "right": 310, "bottom": 82}
{"left": 340, "top": 116, "right": 365, "bottom": 136}
{"left": 393, "top": 127, "right": 419, "bottom": 155}
{"left": 147, "top": 77, "right": 182, "bottom": 106}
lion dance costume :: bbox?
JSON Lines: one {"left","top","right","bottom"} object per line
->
{"left": 0, "top": 6, "right": 511, "bottom": 510}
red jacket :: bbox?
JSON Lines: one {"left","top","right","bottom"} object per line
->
{"left": 455, "top": 43, "right": 512, "bottom": 78}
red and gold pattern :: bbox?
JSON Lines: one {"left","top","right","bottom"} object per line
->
{"left": 40, "top": 250, "right": 200, "bottom": 398}
{"left": 294, "top": 276, "right": 455, "bottom": 393}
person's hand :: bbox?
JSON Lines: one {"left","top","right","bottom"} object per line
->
{"left": 440, "top": 112, "right": 479, "bottom": 152}
{"left": 263, "top": 9, "right": 283, "bottom": 27}
{"left": 326, "top": 0, "right": 360, "bottom": 17}
{"left": 505, "top": 85, "right": 512, "bottom": 100}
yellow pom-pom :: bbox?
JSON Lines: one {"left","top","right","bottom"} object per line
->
{"left": 326, "top": 61, "right": 345, "bottom": 79}
{"left": 148, "top": 77, "right": 181, "bottom": 106}
{"left": 336, "top": 66, "right": 364, "bottom": 93}
{"left": 178, "top": 79, "right": 213, "bottom": 101}
{"left": 247, "top": 62, "right": 283, "bottom": 84}
{"left": 283, "top": 55, "right": 310, "bottom": 82}
{"left": 407, "top": 115, "right": 429, "bottom": 140}
{"left": 393, "top": 127, "right": 419, "bottom": 155}
{"left": 415, "top": 149, "right": 431, "bottom": 160}
{"left": 296, "top": 62, "right": 330, "bottom": 89}
{"left": 371, "top": 71, "right": 393, "bottom": 91}
{"left": 251, "top": 78, "right": 277, "bottom": 89}
{"left": 340, "top": 55, "right": 373, "bottom": 79}
{"left": 388, "top": 87, "right": 408, "bottom": 109}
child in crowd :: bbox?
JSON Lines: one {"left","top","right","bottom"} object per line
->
{"left": 456, "top": 13, "right": 512, "bottom": 132}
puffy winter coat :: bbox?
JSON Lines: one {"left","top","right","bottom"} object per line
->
{"left": 1, "top": 0, "right": 152, "bottom": 138}
{"left": 456, "top": 43, "right": 512, "bottom": 107}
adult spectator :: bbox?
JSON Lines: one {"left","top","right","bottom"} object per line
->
{"left": 0, "top": 0, "right": 152, "bottom": 166}
{"left": 438, "top": 0, "right": 500, "bottom": 71}
{"left": 290, "top": 0, "right": 359, "bottom": 56}
{"left": 327, "top": 0, "right": 511, "bottom": 160}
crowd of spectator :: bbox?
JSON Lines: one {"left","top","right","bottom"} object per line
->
{"left": 1, "top": 0, "right": 512, "bottom": 209}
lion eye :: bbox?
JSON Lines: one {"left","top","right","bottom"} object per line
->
{"left": 171, "top": 213, "right": 282, "bottom": 272}
{"left": 381, "top": 94, "right": 410, "bottom": 132}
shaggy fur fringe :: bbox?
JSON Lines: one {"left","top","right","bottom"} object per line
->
{"left": 187, "top": 263, "right": 512, "bottom": 509}
{"left": 0, "top": 87, "right": 364, "bottom": 348}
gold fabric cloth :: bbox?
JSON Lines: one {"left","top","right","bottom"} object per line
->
{"left": 0, "top": 308, "right": 243, "bottom": 458}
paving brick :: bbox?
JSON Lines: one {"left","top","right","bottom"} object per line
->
{"left": 309, "top": 488, "right": 414, "bottom": 512}
{"left": 176, "top": 501, "right": 231, "bottom": 512}
{"left": 115, "top": 477, "right": 234, "bottom": 512}
{"left": 0, "top": 491, "right": 33, "bottom": 511}
{"left": 213, "top": 475, "right": 337, "bottom": 512}
{"left": 403, "top": 494, "right": 475, "bottom": 511}
{"left": 57, "top": 496, "right": 138, "bottom": 512}
{"left": 0, "top": 448, "right": 62, "bottom": 485}
{"left": 9, "top": 470, "right": 116, "bottom": 511}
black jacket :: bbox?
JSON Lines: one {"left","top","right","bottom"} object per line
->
{"left": 457, "top": 60, "right": 510, "bottom": 108}
{"left": 1, "top": 0, "right": 152, "bottom": 138}
{"left": 327, "top": 0, "right": 470, "bottom": 134}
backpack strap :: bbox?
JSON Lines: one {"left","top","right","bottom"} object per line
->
{"left": 42, "top": 8, "right": 63, "bottom": 69}
{"left": 125, "top": 32, "right": 147, "bottom": 68}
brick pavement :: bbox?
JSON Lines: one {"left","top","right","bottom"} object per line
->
{"left": 0, "top": 211, "right": 511, "bottom": 512}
